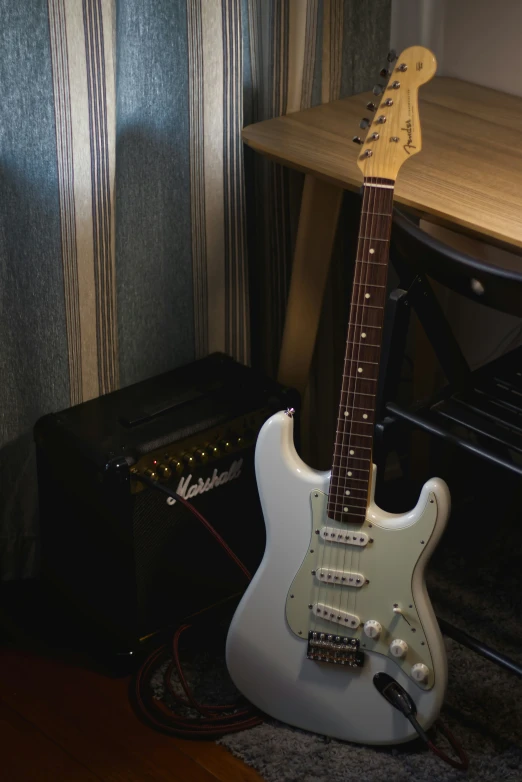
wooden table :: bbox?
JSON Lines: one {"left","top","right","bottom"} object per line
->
{"left": 242, "top": 77, "right": 522, "bottom": 395}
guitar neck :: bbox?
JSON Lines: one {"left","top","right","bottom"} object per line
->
{"left": 327, "top": 177, "right": 395, "bottom": 524}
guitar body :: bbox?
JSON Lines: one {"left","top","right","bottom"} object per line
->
{"left": 226, "top": 411, "right": 449, "bottom": 744}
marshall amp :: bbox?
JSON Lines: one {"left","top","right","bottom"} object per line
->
{"left": 35, "top": 353, "right": 298, "bottom": 656}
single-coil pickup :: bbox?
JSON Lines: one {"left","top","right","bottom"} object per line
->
{"left": 313, "top": 603, "right": 360, "bottom": 629}
{"left": 320, "top": 527, "right": 369, "bottom": 546}
{"left": 316, "top": 567, "right": 365, "bottom": 587}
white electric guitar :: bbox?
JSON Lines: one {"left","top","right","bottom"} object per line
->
{"left": 226, "top": 47, "right": 450, "bottom": 745}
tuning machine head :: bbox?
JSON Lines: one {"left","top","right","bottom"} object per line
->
{"left": 359, "top": 117, "right": 370, "bottom": 129}
{"left": 387, "top": 49, "right": 398, "bottom": 62}
{"left": 380, "top": 68, "right": 390, "bottom": 78}
{"left": 366, "top": 101, "right": 377, "bottom": 112}
{"left": 352, "top": 136, "right": 363, "bottom": 145}
{"left": 372, "top": 84, "right": 384, "bottom": 96}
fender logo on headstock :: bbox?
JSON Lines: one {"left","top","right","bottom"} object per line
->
{"left": 401, "top": 118, "right": 416, "bottom": 155}
{"left": 416, "top": 62, "right": 423, "bottom": 71}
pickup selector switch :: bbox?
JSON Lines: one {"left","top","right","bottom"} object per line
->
{"left": 389, "top": 638, "right": 408, "bottom": 658}
{"left": 411, "top": 663, "right": 430, "bottom": 683}
{"left": 364, "top": 620, "right": 382, "bottom": 640}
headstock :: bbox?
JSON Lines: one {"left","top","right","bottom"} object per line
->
{"left": 355, "top": 46, "right": 437, "bottom": 182}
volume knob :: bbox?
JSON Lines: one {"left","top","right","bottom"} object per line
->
{"left": 389, "top": 639, "right": 408, "bottom": 658}
{"left": 411, "top": 663, "right": 430, "bottom": 683}
{"left": 364, "top": 620, "right": 382, "bottom": 640}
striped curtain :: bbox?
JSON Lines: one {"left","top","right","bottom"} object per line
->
{"left": 0, "top": 0, "right": 390, "bottom": 578}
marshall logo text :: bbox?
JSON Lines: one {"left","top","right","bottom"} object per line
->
{"left": 166, "top": 458, "right": 243, "bottom": 504}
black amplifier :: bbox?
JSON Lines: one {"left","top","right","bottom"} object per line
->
{"left": 35, "top": 353, "right": 297, "bottom": 656}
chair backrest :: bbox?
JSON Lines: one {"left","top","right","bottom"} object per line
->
{"left": 391, "top": 210, "right": 522, "bottom": 318}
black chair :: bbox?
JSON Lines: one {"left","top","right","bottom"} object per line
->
{"left": 375, "top": 209, "right": 522, "bottom": 677}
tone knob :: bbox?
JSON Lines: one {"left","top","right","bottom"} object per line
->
{"left": 363, "top": 620, "right": 382, "bottom": 640}
{"left": 411, "top": 663, "right": 430, "bottom": 683}
{"left": 389, "top": 639, "right": 408, "bottom": 658}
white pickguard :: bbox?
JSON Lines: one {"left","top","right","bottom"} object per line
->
{"left": 226, "top": 411, "right": 450, "bottom": 745}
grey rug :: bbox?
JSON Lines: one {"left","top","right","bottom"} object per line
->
{"left": 152, "top": 489, "right": 522, "bottom": 781}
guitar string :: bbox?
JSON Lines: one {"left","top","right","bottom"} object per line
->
{"left": 349, "top": 85, "right": 396, "bottom": 634}
{"left": 348, "top": 174, "right": 379, "bottom": 629}
{"left": 352, "top": 101, "right": 397, "bottom": 630}
{"left": 351, "top": 110, "right": 395, "bottom": 631}
{"left": 336, "top": 172, "right": 376, "bottom": 631}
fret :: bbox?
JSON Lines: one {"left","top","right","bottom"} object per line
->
{"left": 335, "top": 428, "right": 372, "bottom": 436}
{"left": 361, "top": 211, "right": 392, "bottom": 217}
{"left": 356, "top": 259, "right": 387, "bottom": 267}
{"left": 359, "top": 236, "right": 387, "bottom": 242}
{"left": 330, "top": 494, "right": 367, "bottom": 503}
{"left": 347, "top": 321, "right": 381, "bottom": 329}
{"left": 342, "top": 375, "right": 378, "bottom": 382}
{"left": 343, "top": 359, "right": 378, "bottom": 365}
{"left": 337, "top": 418, "right": 373, "bottom": 428}
{"left": 330, "top": 480, "right": 368, "bottom": 490}
{"left": 364, "top": 182, "right": 394, "bottom": 189}
{"left": 333, "top": 456, "right": 372, "bottom": 464}
{"left": 334, "top": 447, "right": 373, "bottom": 456}
{"left": 328, "top": 507, "right": 368, "bottom": 516}
{"left": 331, "top": 476, "right": 369, "bottom": 483}
{"left": 329, "top": 502, "right": 368, "bottom": 511}
{"left": 353, "top": 282, "right": 386, "bottom": 288}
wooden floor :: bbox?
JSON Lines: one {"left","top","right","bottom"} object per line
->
{"left": 0, "top": 646, "right": 263, "bottom": 781}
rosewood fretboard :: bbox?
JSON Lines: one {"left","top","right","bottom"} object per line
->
{"left": 327, "top": 177, "right": 395, "bottom": 524}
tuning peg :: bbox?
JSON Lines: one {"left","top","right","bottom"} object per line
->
{"left": 380, "top": 68, "right": 390, "bottom": 78}
{"left": 352, "top": 136, "right": 363, "bottom": 145}
{"left": 359, "top": 117, "right": 370, "bottom": 129}
{"left": 366, "top": 101, "right": 377, "bottom": 112}
{"left": 372, "top": 84, "right": 383, "bottom": 96}
{"left": 387, "top": 49, "right": 397, "bottom": 62}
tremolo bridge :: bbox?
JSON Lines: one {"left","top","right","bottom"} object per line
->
{"left": 307, "top": 631, "right": 364, "bottom": 667}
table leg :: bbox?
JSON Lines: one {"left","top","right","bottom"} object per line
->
{"left": 277, "top": 174, "right": 343, "bottom": 396}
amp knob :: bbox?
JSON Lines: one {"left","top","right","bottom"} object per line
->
{"left": 411, "top": 663, "right": 430, "bottom": 683}
{"left": 194, "top": 448, "right": 209, "bottom": 464}
{"left": 168, "top": 457, "right": 184, "bottom": 475}
{"left": 363, "top": 620, "right": 382, "bottom": 640}
{"left": 156, "top": 463, "right": 172, "bottom": 480}
{"left": 389, "top": 639, "right": 408, "bottom": 658}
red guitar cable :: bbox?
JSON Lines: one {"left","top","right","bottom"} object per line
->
{"left": 131, "top": 472, "right": 263, "bottom": 738}
{"left": 131, "top": 472, "right": 469, "bottom": 769}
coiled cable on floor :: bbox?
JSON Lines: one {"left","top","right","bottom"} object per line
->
{"left": 130, "top": 472, "right": 263, "bottom": 739}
